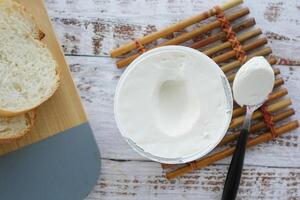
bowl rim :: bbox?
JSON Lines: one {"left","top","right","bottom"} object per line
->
{"left": 114, "top": 45, "right": 233, "bottom": 164}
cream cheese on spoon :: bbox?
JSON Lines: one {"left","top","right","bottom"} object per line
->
{"left": 233, "top": 56, "right": 275, "bottom": 106}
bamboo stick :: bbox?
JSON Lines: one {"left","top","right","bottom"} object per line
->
{"left": 219, "top": 108, "right": 295, "bottom": 146}
{"left": 232, "top": 88, "right": 288, "bottom": 118}
{"left": 229, "top": 98, "right": 292, "bottom": 129}
{"left": 189, "top": 18, "right": 256, "bottom": 49}
{"left": 111, "top": 0, "right": 244, "bottom": 57}
{"left": 221, "top": 47, "right": 272, "bottom": 73}
{"left": 116, "top": 24, "right": 259, "bottom": 69}
{"left": 116, "top": 8, "right": 250, "bottom": 68}
{"left": 166, "top": 120, "right": 299, "bottom": 179}
{"left": 268, "top": 88, "right": 288, "bottom": 101}
{"left": 161, "top": 163, "right": 175, "bottom": 169}
{"left": 161, "top": 108, "right": 295, "bottom": 170}
{"left": 160, "top": 8, "right": 250, "bottom": 46}
{"left": 273, "top": 68, "right": 280, "bottom": 76}
{"left": 204, "top": 28, "right": 262, "bottom": 56}
{"left": 274, "top": 77, "right": 284, "bottom": 88}
{"left": 213, "top": 38, "right": 268, "bottom": 63}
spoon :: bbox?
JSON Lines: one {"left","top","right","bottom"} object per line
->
{"left": 221, "top": 57, "right": 275, "bottom": 200}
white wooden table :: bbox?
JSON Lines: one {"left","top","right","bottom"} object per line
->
{"left": 44, "top": 0, "right": 300, "bottom": 199}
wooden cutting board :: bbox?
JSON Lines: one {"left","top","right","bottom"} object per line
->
{"left": 0, "top": 0, "right": 88, "bottom": 155}
{"left": 0, "top": 1, "right": 100, "bottom": 199}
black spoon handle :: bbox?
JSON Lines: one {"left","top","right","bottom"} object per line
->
{"left": 221, "top": 128, "right": 249, "bottom": 200}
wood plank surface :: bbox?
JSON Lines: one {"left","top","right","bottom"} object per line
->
{"left": 31, "top": 0, "right": 300, "bottom": 199}
{"left": 87, "top": 160, "right": 300, "bottom": 200}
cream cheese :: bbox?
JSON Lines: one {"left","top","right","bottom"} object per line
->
{"left": 115, "top": 46, "right": 232, "bottom": 162}
{"left": 233, "top": 57, "right": 275, "bottom": 106}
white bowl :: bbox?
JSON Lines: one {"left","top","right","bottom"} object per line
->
{"left": 114, "top": 46, "right": 233, "bottom": 164}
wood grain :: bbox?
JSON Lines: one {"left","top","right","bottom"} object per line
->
{"left": 86, "top": 159, "right": 300, "bottom": 200}
{"left": 0, "top": 0, "right": 88, "bottom": 155}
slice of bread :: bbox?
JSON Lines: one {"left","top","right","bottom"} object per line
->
{"left": 0, "top": 111, "right": 35, "bottom": 143}
{"left": 0, "top": 0, "right": 44, "bottom": 40}
{"left": 0, "top": 30, "right": 60, "bottom": 116}
{"left": 0, "top": 1, "right": 60, "bottom": 117}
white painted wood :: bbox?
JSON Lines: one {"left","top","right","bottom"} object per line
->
{"left": 40, "top": 0, "right": 300, "bottom": 198}
{"left": 86, "top": 159, "right": 300, "bottom": 200}
{"left": 44, "top": 0, "right": 300, "bottom": 64}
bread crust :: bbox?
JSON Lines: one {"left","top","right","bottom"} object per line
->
{"left": 0, "top": 111, "right": 36, "bottom": 143}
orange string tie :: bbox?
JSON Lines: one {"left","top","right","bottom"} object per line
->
{"left": 134, "top": 40, "right": 146, "bottom": 54}
{"left": 214, "top": 6, "right": 247, "bottom": 63}
{"left": 189, "top": 161, "right": 198, "bottom": 170}
{"left": 260, "top": 103, "right": 277, "bottom": 138}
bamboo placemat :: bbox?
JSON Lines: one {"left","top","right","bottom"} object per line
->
{"left": 110, "top": 0, "right": 299, "bottom": 179}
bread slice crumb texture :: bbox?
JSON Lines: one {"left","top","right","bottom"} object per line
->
{"left": 0, "top": 30, "right": 59, "bottom": 114}
{"left": 0, "top": 0, "right": 60, "bottom": 116}
{"left": 0, "top": 0, "right": 42, "bottom": 39}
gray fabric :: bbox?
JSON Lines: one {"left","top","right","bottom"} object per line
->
{"left": 0, "top": 122, "right": 101, "bottom": 200}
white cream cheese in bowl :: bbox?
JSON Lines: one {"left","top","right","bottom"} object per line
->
{"left": 114, "top": 46, "right": 233, "bottom": 164}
